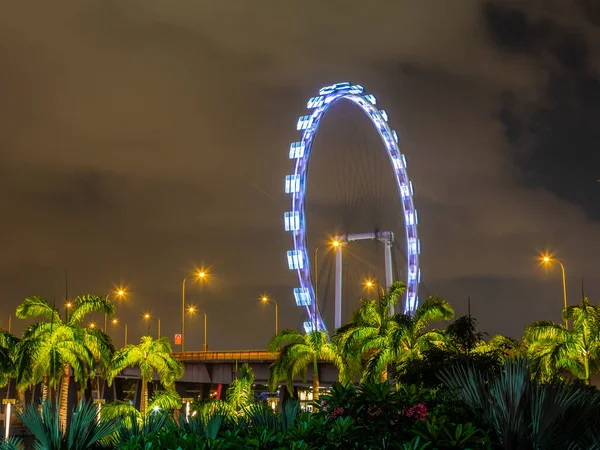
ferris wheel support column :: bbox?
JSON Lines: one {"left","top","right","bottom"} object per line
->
{"left": 380, "top": 231, "right": 395, "bottom": 315}
{"left": 384, "top": 237, "right": 394, "bottom": 314}
{"left": 334, "top": 244, "right": 343, "bottom": 329}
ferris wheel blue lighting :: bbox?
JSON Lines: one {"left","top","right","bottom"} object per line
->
{"left": 284, "top": 174, "right": 301, "bottom": 194}
{"left": 283, "top": 81, "right": 422, "bottom": 331}
{"left": 284, "top": 211, "right": 301, "bottom": 231}
{"left": 286, "top": 250, "right": 304, "bottom": 270}
{"left": 293, "top": 288, "right": 311, "bottom": 306}
{"left": 289, "top": 142, "right": 305, "bottom": 159}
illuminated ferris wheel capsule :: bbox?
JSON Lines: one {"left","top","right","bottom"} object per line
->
{"left": 284, "top": 82, "right": 420, "bottom": 333}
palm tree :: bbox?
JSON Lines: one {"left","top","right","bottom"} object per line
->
{"left": 108, "top": 336, "right": 184, "bottom": 414}
{"left": 525, "top": 296, "right": 600, "bottom": 384}
{"left": 14, "top": 294, "right": 115, "bottom": 429}
{"left": 227, "top": 363, "right": 255, "bottom": 412}
{"left": 267, "top": 330, "right": 341, "bottom": 400}
{"left": 0, "top": 330, "right": 19, "bottom": 388}
{"left": 333, "top": 282, "right": 406, "bottom": 382}
{"left": 334, "top": 282, "right": 454, "bottom": 383}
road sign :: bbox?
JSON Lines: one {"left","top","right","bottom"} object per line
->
{"left": 174, "top": 334, "right": 182, "bottom": 345}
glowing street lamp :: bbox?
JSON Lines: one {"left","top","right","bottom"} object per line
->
{"left": 182, "top": 270, "right": 208, "bottom": 353}
{"left": 540, "top": 253, "right": 569, "bottom": 329}
{"left": 143, "top": 313, "right": 152, "bottom": 336}
{"left": 89, "top": 321, "right": 97, "bottom": 329}
{"left": 313, "top": 239, "right": 344, "bottom": 329}
{"left": 104, "top": 288, "right": 126, "bottom": 332}
{"left": 364, "top": 279, "right": 385, "bottom": 297}
{"left": 111, "top": 318, "right": 128, "bottom": 346}
{"left": 186, "top": 305, "right": 208, "bottom": 351}
{"left": 261, "top": 295, "right": 279, "bottom": 334}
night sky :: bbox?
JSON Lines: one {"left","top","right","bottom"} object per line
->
{"left": 2, "top": 1, "right": 600, "bottom": 350}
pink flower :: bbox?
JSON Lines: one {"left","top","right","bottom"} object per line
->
{"left": 367, "top": 404, "right": 383, "bottom": 417}
{"left": 331, "top": 406, "right": 345, "bottom": 419}
{"left": 405, "top": 403, "right": 428, "bottom": 421}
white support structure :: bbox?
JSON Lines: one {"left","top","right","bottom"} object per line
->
{"left": 333, "top": 231, "right": 395, "bottom": 328}
{"left": 334, "top": 243, "right": 343, "bottom": 329}
{"left": 384, "top": 238, "right": 394, "bottom": 316}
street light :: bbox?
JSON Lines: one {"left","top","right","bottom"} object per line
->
{"left": 182, "top": 270, "right": 208, "bottom": 353}
{"left": 261, "top": 295, "right": 279, "bottom": 335}
{"left": 313, "top": 239, "right": 343, "bottom": 330}
{"left": 143, "top": 313, "right": 152, "bottom": 336}
{"left": 89, "top": 321, "right": 96, "bottom": 329}
{"left": 364, "top": 279, "right": 385, "bottom": 297}
{"left": 104, "top": 288, "right": 126, "bottom": 332}
{"left": 65, "top": 302, "right": 73, "bottom": 321}
{"left": 540, "top": 253, "right": 569, "bottom": 329}
{"left": 186, "top": 306, "right": 208, "bottom": 351}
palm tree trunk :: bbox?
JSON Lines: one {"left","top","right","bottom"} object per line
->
{"left": 312, "top": 354, "right": 319, "bottom": 400}
{"left": 584, "top": 355, "right": 591, "bottom": 385}
{"left": 58, "top": 365, "right": 70, "bottom": 430}
{"left": 41, "top": 375, "right": 49, "bottom": 402}
{"left": 140, "top": 377, "right": 148, "bottom": 415}
{"left": 381, "top": 366, "right": 388, "bottom": 383}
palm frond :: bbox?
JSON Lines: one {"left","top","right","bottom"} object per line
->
{"left": 267, "top": 329, "right": 304, "bottom": 352}
{"left": 147, "top": 391, "right": 182, "bottom": 412}
{"left": 68, "top": 294, "right": 116, "bottom": 326}
{"left": 15, "top": 297, "right": 61, "bottom": 324}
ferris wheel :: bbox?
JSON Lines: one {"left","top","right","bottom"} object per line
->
{"left": 284, "top": 82, "right": 420, "bottom": 333}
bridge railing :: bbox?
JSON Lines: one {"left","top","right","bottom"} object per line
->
{"left": 172, "top": 350, "right": 278, "bottom": 362}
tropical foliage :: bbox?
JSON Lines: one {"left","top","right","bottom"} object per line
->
{"left": 15, "top": 400, "right": 117, "bottom": 450}
{"left": 13, "top": 294, "right": 115, "bottom": 429}
{"left": 525, "top": 296, "right": 600, "bottom": 384}
{"left": 0, "top": 330, "right": 19, "bottom": 387}
{"left": 107, "top": 336, "right": 183, "bottom": 414}
{"left": 333, "top": 281, "right": 454, "bottom": 383}
{"left": 267, "top": 329, "right": 342, "bottom": 399}
{"left": 227, "top": 363, "right": 255, "bottom": 412}
{"left": 4, "top": 287, "right": 600, "bottom": 449}
{"left": 440, "top": 358, "right": 600, "bottom": 449}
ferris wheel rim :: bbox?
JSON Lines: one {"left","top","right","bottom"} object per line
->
{"left": 284, "top": 82, "right": 420, "bottom": 333}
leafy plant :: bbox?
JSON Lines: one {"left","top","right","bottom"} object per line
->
{"left": 0, "top": 437, "right": 23, "bottom": 450}
{"left": 227, "top": 363, "right": 255, "bottom": 411}
{"left": 16, "top": 400, "right": 116, "bottom": 450}
{"left": 439, "top": 358, "right": 600, "bottom": 449}
{"left": 108, "top": 336, "right": 183, "bottom": 414}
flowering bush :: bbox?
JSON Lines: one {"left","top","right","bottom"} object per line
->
{"left": 314, "top": 381, "right": 490, "bottom": 448}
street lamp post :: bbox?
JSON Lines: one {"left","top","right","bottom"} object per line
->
{"left": 313, "top": 240, "right": 341, "bottom": 331}
{"left": 182, "top": 271, "right": 206, "bottom": 354}
{"left": 187, "top": 306, "right": 207, "bottom": 351}
{"left": 144, "top": 313, "right": 151, "bottom": 336}
{"left": 104, "top": 289, "right": 126, "bottom": 332}
{"left": 541, "top": 254, "right": 569, "bottom": 329}
{"left": 203, "top": 311, "right": 208, "bottom": 352}
{"left": 364, "top": 279, "right": 385, "bottom": 298}
{"left": 261, "top": 295, "right": 279, "bottom": 335}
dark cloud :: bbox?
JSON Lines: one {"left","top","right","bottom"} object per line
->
{"left": 489, "top": 1, "right": 600, "bottom": 218}
{"left": 1, "top": 0, "right": 600, "bottom": 347}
